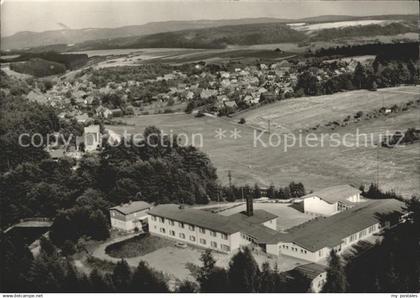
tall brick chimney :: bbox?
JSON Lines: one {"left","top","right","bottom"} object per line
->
{"left": 246, "top": 196, "right": 253, "bottom": 216}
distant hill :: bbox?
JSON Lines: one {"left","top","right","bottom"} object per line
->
{"left": 2, "top": 14, "right": 417, "bottom": 51}
{"left": 1, "top": 18, "right": 291, "bottom": 50}
{"left": 69, "top": 23, "right": 307, "bottom": 51}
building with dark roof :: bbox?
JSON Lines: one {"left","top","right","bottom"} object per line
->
{"left": 148, "top": 198, "right": 278, "bottom": 253}
{"left": 266, "top": 199, "right": 405, "bottom": 262}
{"left": 289, "top": 263, "right": 328, "bottom": 293}
{"left": 147, "top": 195, "right": 404, "bottom": 262}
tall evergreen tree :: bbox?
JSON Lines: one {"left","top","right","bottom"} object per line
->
{"left": 89, "top": 269, "right": 114, "bottom": 293}
{"left": 88, "top": 210, "right": 110, "bottom": 240}
{"left": 258, "top": 262, "right": 277, "bottom": 292}
{"left": 129, "top": 261, "right": 168, "bottom": 292}
{"left": 253, "top": 183, "right": 261, "bottom": 198}
{"left": 353, "top": 62, "right": 367, "bottom": 89}
{"left": 176, "top": 280, "right": 199, "bottom": 293}
{"left": 197, "top": 249, "right": 229, "bottom": 292}
{"left": 322, "top": 250, "right": 347, "bottom": 293}
{"left": 0, "top": 235, "right": 33, "bottom": 292}
{"left": 112, "top": 259, "right": 132, "bottom": 292}
{"left": 228, "top": 247, "right": 260, "bottom": 292}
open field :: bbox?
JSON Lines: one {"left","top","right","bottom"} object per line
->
{"left": 234, "top": 86, "right": 420, "bottom": 133}
{"left": 290, "top": 20, "right": 392, "bottom": 32}
{"left": 108, "top": 86, "right": 420, "bottom": 197}
{"left": 69, "top": 47, "right": 298, "bottom": 69}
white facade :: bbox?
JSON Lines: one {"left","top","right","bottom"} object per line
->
{"left": 110, "top": 209, "right": 149, "bottom": 232}
{"left": 266, "top": 222, "right": 381, "bottom": 262}
{"left": 303, "top": 192, "right": 361, "bottom": 216}
{"left": 110, "top": 216, "right": 143, "bottom": 231}
{"left": 303, "top": 196, "right": 338, "bottom": 216}
{"left": 148, "top": 214, "right": 243, "bottom": 253}
{"left": 309, "top": 272, "right": 327, "bottom": 293}
{"left": 302, "top": 185, "right": 362, "bottom": 216}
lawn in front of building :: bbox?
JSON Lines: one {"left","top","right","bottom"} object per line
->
{"left": 105, "top": 233, "right": 174, "bottom": 258}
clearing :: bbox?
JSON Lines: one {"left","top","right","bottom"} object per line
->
{"left": 233, "top": 86, "right": 420, "bottom": 133}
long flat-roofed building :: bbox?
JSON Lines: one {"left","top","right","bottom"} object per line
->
{"left": 148, "top": 196, "right": 404, "bottom": 262}
{"left": 147, "top": 198, "right": 278, "bottom": 253}
{"left": 266, "top": 198, "right": 405, "bottom": 262}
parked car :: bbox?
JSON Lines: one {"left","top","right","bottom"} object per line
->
{"left": 175, "top": 242, "right": 187, "bottom": 248}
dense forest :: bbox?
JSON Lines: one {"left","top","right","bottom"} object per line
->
{"left": 314, "top": 42, "right": 419, "bottom": 60}
{"left": 66, "top": 23, "right": 308, "bottom": 50}
{"left": 309, "top": 22, "right": 416, "bottom": 42}
{"left": 5, "top": 52, "right": 89, "bottom": 77}
{"left": 0, "top": 235, "right": 310, "bottom": 293}
{"left": 296, "top": 43, "right": 419, "bottom": 96}
{"left": 0, "top": 71, "right": 218, "bottom": 245}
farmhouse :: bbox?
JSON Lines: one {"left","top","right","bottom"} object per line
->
{"left": 148, "top": 196, "right": 404, "bottom": 262}
{"left": 302, "top": 185, "right": 362, "bottom": 216}
{"left": 110, "top": 201, "right": 152, "bottom": 232}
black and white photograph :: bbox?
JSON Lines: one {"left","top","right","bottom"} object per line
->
{"left": 0, "top": 0, "right": 419, "bottom": 295}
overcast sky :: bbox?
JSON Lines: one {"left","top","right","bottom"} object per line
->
{"left": 1, "top": 0, "right": 418, "bottom": 37}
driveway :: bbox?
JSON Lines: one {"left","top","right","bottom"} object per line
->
{"left": 91, "top": 235, "right": 309, "bottom": 282}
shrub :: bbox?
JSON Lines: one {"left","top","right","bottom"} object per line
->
{"left": 354, "top": 111, "right": 363, "bottom": 119}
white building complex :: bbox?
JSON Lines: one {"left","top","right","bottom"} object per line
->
{"left": 302, "top": 185, "right": 362, "bottom": 216}
{"left": 147, "top": 192, "right": 404, "bottom": 263}
{"left": 148, "top": 200, "right": 278, "bottom": 253}
{"left": 265, "top": 198, "right": 404, "bottom": 262}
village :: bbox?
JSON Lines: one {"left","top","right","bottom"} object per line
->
{"left": 2, "top": 1, "right": 419, "bottom": 293}
{"left": 24, "top": 56, "right": 363, "bottom": 124}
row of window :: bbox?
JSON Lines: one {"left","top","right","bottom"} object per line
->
{"left": 368, "top": 225, "right": 377, "bottom": 233}
{"left": 281, "top": 244, "right": 308, "bottom": 254}
{"left": 241, "top": 233, "right": 256, "bottom": 243}
{"left": 151, "top": 215, "right": 228, "bottom": 239}
{"left": 158, "top": 228, "right": 230, "bottom": 251}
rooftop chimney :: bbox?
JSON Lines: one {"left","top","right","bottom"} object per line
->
{"left": 246, "top": 196, "right": 253, "bottom": 216}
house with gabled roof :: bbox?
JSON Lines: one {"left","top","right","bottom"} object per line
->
{"left": 110, "top": 201, "right": 152, "bottom": 232}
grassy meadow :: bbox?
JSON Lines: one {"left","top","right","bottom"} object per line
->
{"left": 108, "top": 86, "right": 420, "bottom": 198}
